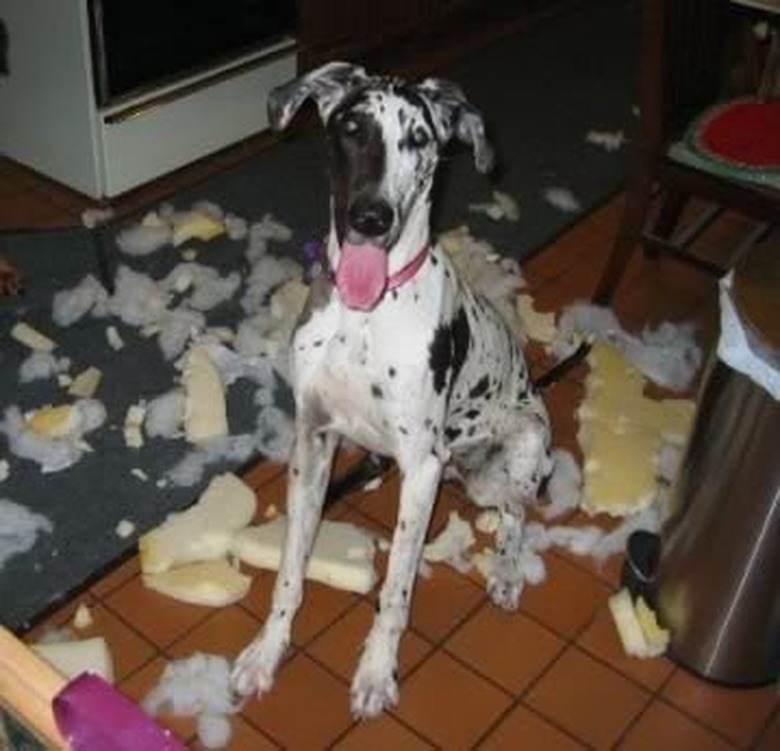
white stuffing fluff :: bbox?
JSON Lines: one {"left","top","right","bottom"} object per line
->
{"left": 0, "top": 460, "right": 9, "bottom": 483}
{"left": 253, "top": 405, "right": 295, "bottom": 463}
{"left": 655, "top": 440, "right": 685, "bottom": 485}
{"left": 0, "top": 400, "right": 107, "bottom": 473}
{"left": 0, "top": 498, "right": 54, "bottom": 569}
{"left": 145, "top": 389, "right": 186, "bottom": 439}
{"left": 116, "top": 212, "right": 173, "bottom": 256}
{"left": 241, "top": 255, "right": 303, "bottom": 314}
{"left": 235, "top": 310, "right": 288, "bottom": 359}
{"left": 585, "top": 129, "right": 625, "bottom": 152}
{"left": 224, "top": 213, "right": 249, "bottom": 241}
{"left": 109, "top": 266, "right": 171, "bottom": 328}
{"left": 423, "top": 510, "right": 476, "bottom": 573}
{"left": 52, "top": 274, "right": 110, "bottom": 326}
{"left": 197, "top": 713, "right": 232, "bottom": 750}
{"left": 543, "top": 186, "right": 582, "bottom": 213}
{"left": 19, "top": 352, "right": 71, "bottom": 383}
{"left": 550, "top": 302, "right": 702, "bottom": 391}
{"left": 541, "top": 449, "right": 583, "bottom": 520}
{"left": 244, "top": 214, "right": 294, "bottom": 264}
{"left": 142, "top": 653, "right": 239, "bottom": 750}
{"left": 157, "top": 308, "right": 206, "bottom": 361}
{"left": 191, "top": 200, "right": 224, "bottom": 221}
{"left": 469, "top": 190, "right": 521, "bottom": 222}
{"left": 438, "top": 226, "right": 525, "bottom": 336}
{"left": 81, "top": 207, "right": 115, "bottom": 229}
{"left": 166, "top": 434, "right": 257, "bottom": 487}
{"left": 162, "top": 263, "right": 242, "bottom": 312}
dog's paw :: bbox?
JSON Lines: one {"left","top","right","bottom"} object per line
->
{"left": 230, "top": 635, "right": 285, "bottom": 699}
{"left": 350, "top": 647, "right": 399, "bottom": 719}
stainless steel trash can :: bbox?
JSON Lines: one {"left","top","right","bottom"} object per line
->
{"left": 654, "top": 242, "right": 780, "bottom": 687}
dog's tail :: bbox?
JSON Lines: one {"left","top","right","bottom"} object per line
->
{"left": 532, "top": 341, "right": 592, "bottom": 391}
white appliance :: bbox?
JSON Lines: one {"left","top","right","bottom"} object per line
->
{"left": 0, "top": 0, "right": 297, "bottom": 198}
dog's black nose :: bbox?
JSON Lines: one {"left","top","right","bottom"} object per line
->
{"left": 347, "top": 198, "right": 393, "bottom": 238}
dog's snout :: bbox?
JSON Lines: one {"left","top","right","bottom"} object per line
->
{"left": 347, "top": 198, "right": 393, "bottom": 239}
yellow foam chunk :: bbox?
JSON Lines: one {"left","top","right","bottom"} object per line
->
{"left": 516, "top": 294, "right": 558, "bottom": 343}
{"left": 171, "top": 212, "right": 225, "bottom": 247}
{"left": 636, "top": 596, "right": 670, "bottom": 655}
{"left": 139, "top": 472, "right": 255, "bottom": 574}
{"left": 27, "top": 405, "right": 75, "bottom": 438}
{"left": 183, "top": 346, "right": 228, "bottom": 445}
{"left": 11, "top": 322, "right": 56, "bottom": 352}
{"left": 142, "top": 559, "right": 250, "bottom": 607}
{"left": 578, "top": 344, "right": 695, "bottom": 516}
{"left": 68, "top": 367, "right": 103, "bottom": 398}
{"left": 32, "top": 638, "right": 114, "bottom": 683}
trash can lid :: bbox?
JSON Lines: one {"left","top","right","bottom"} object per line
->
{"left": 732, "top": 239, "right": 780, "bottom": 356}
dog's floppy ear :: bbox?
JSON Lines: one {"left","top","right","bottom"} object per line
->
{"left": 268, "top": 62, "right": 370, "bottom": 131}
{"left": 415, "top": 78, "right": 495, "bottom": 174}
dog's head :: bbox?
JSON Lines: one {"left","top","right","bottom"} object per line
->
{"left": 268, "top": 62, "right": 494, "bottom": 252}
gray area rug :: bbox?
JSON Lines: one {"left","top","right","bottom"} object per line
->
{"left": 0, "top": 0, "right": 635, "bottom": 630}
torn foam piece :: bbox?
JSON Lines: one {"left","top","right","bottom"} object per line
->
{"left": 11, "top": 321, "right": 56, "bottom": 352}
{"left": 469, "top": 190, "right": 520, "bottom": 222}
{"left": 171, "top": 211, "right": 225, "bottom": 247}
{"left": 423, "top": 510, "right": 476, "bottom": 573}
{"left": 142, "top": 559, "right": 250, "bottom": 607}
{"left": 0, "top": 460, "right": 8, "bottom": 483}
{"left": 585, "top": 129, "right": 625, "bottom": 152}
{"left": 543, "top": 186, "right": 582, "bottom": 213}
{"left": 72, "top": 604, "right": 93, "bottom": 630}
{"left": 1, "top": 401, "right": 106, "bottom": 473}
{"left": 608, "top": 588, "right": 669, "bottom": 659}
{"left": 233, "top": 516, "right": 378, "bottom": 594}
{"left": 106, "top": 325, "right": 125, "bottom": 351}
{"left": 32, "top": 637, "right": 114, "bottom": 683}
{"left": 115, "top": 519, "right": 136, "bottom": 539}
{"left": 139, "top": 473, "right": 255, "bottom": 574}
{"left": 26, "top": 405, "right": 78, "bottom": 439}
{"left": 516, "top": 294, "right": 557, "bottom": 344}
{"left": 577, "top": 344, "right": 695, "bottom": 516}
{"left": 68, "top": 367, "right": 103, "bottom": 399}
{"left": 182, "top": 346, "right": 228, "bottom": 444}
{"left": 123, "top": 402, "right": 146, "bottom": 449}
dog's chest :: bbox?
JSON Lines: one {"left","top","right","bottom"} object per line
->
{"left": 292, "top": 292, "right": 443, "bottom": 454}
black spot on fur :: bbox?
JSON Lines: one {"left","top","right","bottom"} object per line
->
{"left": 465, "top": 408, "right": 481, "bottom": 420}
{"left": 469, "top": 375, "right": 490, "bottom": 399}
{"left": 371, "top": 383, "right": 384, "bottom": 399}
{"left": 428, "top": 308, "right": 471, "bottom": 395}
{"left": 388, "top": 366, "right": 397, "bottom": 378}
{"left": 445, "top": 427, "right": 461, "bottom": 441}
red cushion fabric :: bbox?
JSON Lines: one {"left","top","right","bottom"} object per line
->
{"left": 692, "top": 98, "right": 780, "bottom": 170}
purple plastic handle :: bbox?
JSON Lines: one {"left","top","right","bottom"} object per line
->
{"left": 53, "top": 673, "right": 186, "bottom": 751}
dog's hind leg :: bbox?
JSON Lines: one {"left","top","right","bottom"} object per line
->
{"left": 473, "top": 413, "right": 551, "bottom": 611}
{"left": 350, "top": 453, "right": 443, "bottom": 718}
{"left": 232, "top": 420, "right": 338, "bottom": 699}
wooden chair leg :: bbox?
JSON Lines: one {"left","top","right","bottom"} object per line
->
{"left": 646, "top": 187, "right": 687, "bottom": 258}
{"left": 593, "top": 173, "right": 655, "bottom": 306}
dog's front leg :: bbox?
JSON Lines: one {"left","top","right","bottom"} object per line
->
{"left": 232, "top": 424, "right": 338, "bottom": 699}
{"left": 351, "top": 453, "right": 443, "bottom": 718}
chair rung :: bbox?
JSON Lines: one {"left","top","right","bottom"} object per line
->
{"left": 672, "top": 204, "right": 723, "bottom": 248}
{"left": 642, "top": 233, "right": 726, "bottom": 276}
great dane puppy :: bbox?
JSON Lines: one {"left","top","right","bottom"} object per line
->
{"left": 232, "top": 62, "right": 552, "bottom": 718}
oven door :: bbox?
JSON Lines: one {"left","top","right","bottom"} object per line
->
{"left": 89, "top": 0, "right": 296, "bottom": 106}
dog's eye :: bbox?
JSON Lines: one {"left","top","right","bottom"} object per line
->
{"left": 411, "top": 126, "right": 430, "bottom": 148}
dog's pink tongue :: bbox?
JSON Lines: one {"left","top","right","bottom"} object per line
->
{"left": 335, "top": 243, "right": 388, "bottom": 310}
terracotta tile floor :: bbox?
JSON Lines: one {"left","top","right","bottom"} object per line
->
{"left": 3, "top": 147, "right": 779, "bottom": 750}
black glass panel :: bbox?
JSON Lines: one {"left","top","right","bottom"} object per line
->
{"left": 90, "top": 0, "right": 295, "bottom": 104}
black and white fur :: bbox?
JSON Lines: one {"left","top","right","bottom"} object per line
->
{"left": 232, "top": 62, "right": 552, "bottom": 718}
